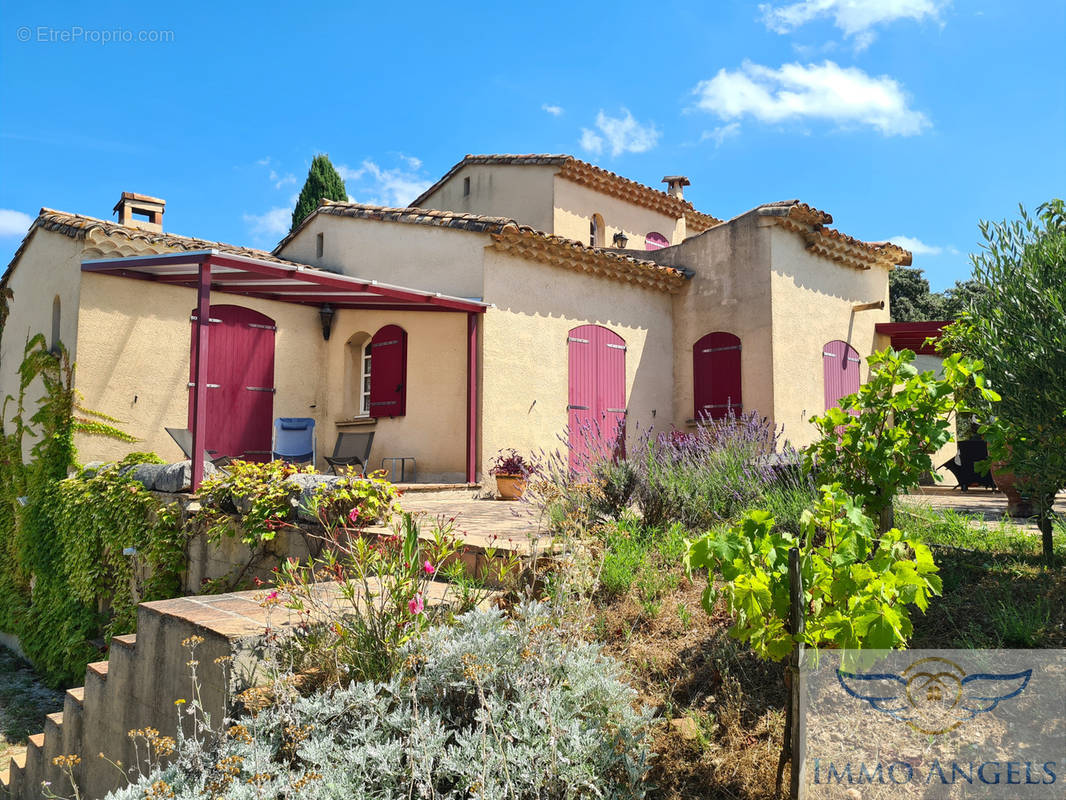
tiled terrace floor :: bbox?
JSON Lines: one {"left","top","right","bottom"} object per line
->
{"left": 899, "top": 486, "right": 1066, "bottom": 529}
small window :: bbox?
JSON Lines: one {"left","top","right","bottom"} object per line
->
{"left": 463, "top": 176, "right": 471, "bottom": 197}
{"left": 590, "top": 214, "right": 605, "bottom": 247}
{"left": 316, "top": 232, "right": 324, "bottom": 258}
{"left": 50, "top": 295, "right": 61, "bottom": 353}
{"left": 645, "top": 232, "right": 670, "bottom": 250}
{"left": 360, "top": 340, "right": 372, "bottom": 415}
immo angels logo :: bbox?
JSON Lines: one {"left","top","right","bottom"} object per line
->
{"left": 837, "top": 656, "right": 1032, "bottom": 735}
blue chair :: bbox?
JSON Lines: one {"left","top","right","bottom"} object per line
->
{"left": 272, "top": 418, "right": 316, "bottom": 465}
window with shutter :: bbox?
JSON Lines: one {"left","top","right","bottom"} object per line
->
{"left": 693, "top": 331, "right": 742, "bottom": 420}
{"left": 368, "top": 324, "right": 407, "bottom": 418}
{"left": 822, "top": 339, "right": 861, "bottom": 412}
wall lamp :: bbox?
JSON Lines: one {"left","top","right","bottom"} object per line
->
{"left": 612, "top": 231, "right": 629, "bottom": 248}
{"left": 319, "top": 304, "right": 335, "bottom": 341}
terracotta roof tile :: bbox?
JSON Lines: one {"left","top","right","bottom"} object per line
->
{"left": 3, "top": 208, "right": 302, "bottom": 283}
{"left": 276, "top": 199, "right": 688, "bottom": 293}
{"left": 409, "top": 154, "right": 722, "bottom": 232}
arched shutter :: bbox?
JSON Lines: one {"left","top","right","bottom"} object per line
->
{"left": 369, "top": 324, "right": 407, "bottom": 418}
{"left": 693, "top": 331, "right": 742, "bottom": 420}
{"left": 823, "top": 339, "right": 861, "bottom": 411}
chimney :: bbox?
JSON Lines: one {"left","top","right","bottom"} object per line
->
{"left": 662, "top": 175, "right": 690, "bottom": 200}
{"left": 113, "top": 192, "right": 165, "bottom": 232}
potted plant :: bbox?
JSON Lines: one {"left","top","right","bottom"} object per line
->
{"left": 490, "top": 449, "right": 530, "bottom": 500}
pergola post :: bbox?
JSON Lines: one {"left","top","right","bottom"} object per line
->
{"left": 190, "top": 258, "right": 212, "bottom": 489}
{"left": 466, "top": 311, "right": 479, "bottom": 484}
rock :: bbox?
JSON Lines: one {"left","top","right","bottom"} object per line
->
{"left": 669, "top": 717, "right": 699, "bottom": 741}
{"left": 153, "top": 460, "right": 220, "bottom": 493}
{"left": 845, "top": 789, "right": 862, "bottom": 800}
{"left": 288, "top": 474, "right": 344, "bottom": 521}
{"left": 128, "top": 463, "right": 167, "bottom": 489}
{"left": 79, "top": 461, "right": 105, "bottom": 479}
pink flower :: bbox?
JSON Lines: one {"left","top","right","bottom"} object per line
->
{"left": 408, "top": 594, "right": 424, "bottom": 615}
{"left": 348, "top": 507, "right": 361, "bottom": 524}
{"left": 423, "top": 561, "right": 435, "bottom": 576}
{"left": 265, "top": 591, "right": 279, "bottom": 601}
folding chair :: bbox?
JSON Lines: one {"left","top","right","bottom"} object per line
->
{"left": 164, "top": 427, "right": 233, "bottom": 467}
{"left": 271, "top": 418, "right": 316, "bottom": 465}
{"left": 324, "top": 431, "right": 375, "bottom": 476}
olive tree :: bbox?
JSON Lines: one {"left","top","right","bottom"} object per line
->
{"left": 942, "top": 199, "right": 1066, "bottom": 565}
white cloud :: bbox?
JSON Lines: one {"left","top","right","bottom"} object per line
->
{"left": 0, "top": 208, "right": 34, "bottom": 237}
{"left": 244, "top": 207, "right": 290, "bottom": 239}
{"left": 888, "top": 235, "right": 959, "bottom": 256}
{"left": 701, "top": 122, "right": 742, "bottom": 147}
{"left": 542, "top": 104, "right": 564, "bottom": 116}
{"left": 692, "top": 60, "right": 929, "bottom": 136}
{"left": 339, "top": 158, "right": 432, "bottom": 207}
{"left": 759, "top": 0, "right": 947, "bottom": 41}
{"left": 269, "top": 169, "right": 297, "bottom": 190}
{"left": 579, "top": 109, "right": 661, "bottom": 158}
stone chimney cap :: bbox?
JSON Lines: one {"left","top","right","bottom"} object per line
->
{"left": 661, "top": 176, "right": 690, "bottom": 187}
{"left": 112, "top": 191, "right": 166, "bottom": 213}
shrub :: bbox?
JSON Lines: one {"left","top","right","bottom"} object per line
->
{"left": 105, "top": 605, "right": 652, "bottom": 800}
{"left": 590, "top": 458, "right": 639, "bottom": 521}
{"left": 633, "top": 411, "right": 802, "bottom": 530}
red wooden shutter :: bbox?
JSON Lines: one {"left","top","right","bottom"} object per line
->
{"left": 369, "top": 324, "right": 407, "bottom": 418}
{"left": 822, "top": 339, "right": 861, "bottom": 411}
{"left": 692, "top": 331, "right": 742, "bottom": 420}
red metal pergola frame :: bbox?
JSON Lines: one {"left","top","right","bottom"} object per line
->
{"left": 82, "top": 250, "right": 487, "bottom": 488}
{"left": 874, "top": 321, "right": 951, "bottom": 355}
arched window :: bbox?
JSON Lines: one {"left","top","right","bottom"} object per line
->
{"left": 50, "top": 295, "right": 61, "bottom": 353}
{"left": 589, "top": 214, "right": 605, "bottom": 247}
{"left": 645, "top": 232, "right": 669, "bottom": 250}
{"left": 693, "top": 331, "right": 742, "bottom": 420}
{"left": 344, "top": 332, "right": 372, "bottom": 417}
{"left": 822, "top": 340, "right": 861, "bottom": 411}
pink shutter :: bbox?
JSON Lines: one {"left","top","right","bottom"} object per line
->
{"left": 188, "top": 305, "right": 275, "bottom": 461}
{"left": 693, "top": 331, "right": 742, "bottom": 420}
{"left": 822, "top": 339, "right": 861, "bottom": 411}
{"left": 369, "top": 324, "right": 407, "bottom": 418}
{"left": 568, "top": 325, "right": 626, "bottom": 472}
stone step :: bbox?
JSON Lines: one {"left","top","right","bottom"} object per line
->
{"left": 42, "top": 712, "right": 65, "bottom": 792}
{"left": 62, "top": 689, "right": 85, "bottom": 794}
{"left": 3, "top": 749, "right": 26, "bottom": 800}
{"left": 21, "top": 735, "right": 45, "bottom": 800}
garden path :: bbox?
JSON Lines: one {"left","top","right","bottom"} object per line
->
{"left": 901, "top": 487, "right": 1066, "bottom": 528}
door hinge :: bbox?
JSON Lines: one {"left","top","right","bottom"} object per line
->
{"left": 245, "top": 386, "right": 276, "bottom": 393}
{"left": 188, "top": 382, "right": 220, "bottom": 388}
{"left": 567, "top": 404, "right": 590, "bottom": 410}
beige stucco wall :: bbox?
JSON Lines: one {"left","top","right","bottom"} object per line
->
{"left": 552, "top": 177, "right": 685, "bottom": 249}
{"left": 322, "top": 309, "right": 469, "bottom": 483}
{"left": 653, "top": 214, "right": 776, "bottom": 433}
{"left": 480, "top": 249, "right": 675, "bottom": 474}
{"left": 74, "top": 274, "right": 326, "bottom": 465}
{"left": 768, "top": 223, "right": 890, "bottom": 447}
{"left": 414, "top": 164, "right": 557, "bottom": 233}
{"left": 277, "top": 214, "right": 488, "bottom": 300}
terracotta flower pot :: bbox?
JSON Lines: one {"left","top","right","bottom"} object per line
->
{"left": 990, "top": 463, "right": 1033, "bottom": 518}
{"left": 494, "top": 474, "right": 526, "bottom": 500}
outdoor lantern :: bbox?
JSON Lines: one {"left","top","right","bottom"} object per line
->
{"left": 612, "top": 231, "right": 628, "bottom": 248}
{"left": 319, "top": 303, "right": 335, "bottom": 340}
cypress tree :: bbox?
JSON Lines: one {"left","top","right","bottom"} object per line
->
{"left": 291, "top": 154, "right": 347, "bottom": 231}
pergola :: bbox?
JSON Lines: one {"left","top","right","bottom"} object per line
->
{"left": 82, "top": 250, "right": 487, "bottom": 487}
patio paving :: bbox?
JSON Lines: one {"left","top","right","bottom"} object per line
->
{"left": 369, "top": 489, "right": 554, "bottom": 556}
{"left": 900, "top": 486, "right": 1066, "bottom": 528}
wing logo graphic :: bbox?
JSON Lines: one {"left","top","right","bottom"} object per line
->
{"left": 837, "top": 657, "right": 1031, "bottom": 735}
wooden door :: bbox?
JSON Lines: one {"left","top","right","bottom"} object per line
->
{"left": 822, "top": 339, "right": 861, "bottom": 411}
{"left": 568, "top": 324, "right": 626, "bottom": 472}
{"left": 189, "top": 305, "right": 276, "bottom": 461}
{"left": 693, "top": 331, "right": 742, "bottom": 420}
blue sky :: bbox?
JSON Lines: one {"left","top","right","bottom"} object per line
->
{"left": 1, "top": 0, "right": 1063, "bottom": 290}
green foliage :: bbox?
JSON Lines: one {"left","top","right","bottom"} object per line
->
{"left": 599, "top": 516, "right": 687, "bottom": 611}
{"left": 889, "top": 266, "right": 988, "bottom": 322}
{"left": 804, "top": 348, "right": 999, "bottom": 520}
{"left": 0, "top": 335, "right": 187, "bottom": 685}
{"left": 198, "top": 459, "right": 318, "bottom": 545}
{"left": 108, "top": 605, "right": 651, "bottom": 800}
{"left": 290, "top": 153, "right": 347, "bottom": 231}
{"left": 942, "top": 199, "right": 1066, "bottom": 563}
{"left": 687, "top": 485, "right": 942, "bottom": 660}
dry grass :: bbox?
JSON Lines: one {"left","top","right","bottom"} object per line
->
{"left": 589, "top": 579, "right": 787, "bottom": 800}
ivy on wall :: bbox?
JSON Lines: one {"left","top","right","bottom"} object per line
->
{"left": 0, "top": 334, "right": 185, "bottom": 686}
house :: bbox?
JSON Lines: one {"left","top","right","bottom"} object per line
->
{"left": 0, "top": 156, "right": 911, "bottom": 486}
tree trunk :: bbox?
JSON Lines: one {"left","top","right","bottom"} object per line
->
{"left": 1037, "top": 495, "right": 1056, "bottom": 567}
{"left": 878, "top": 502, "right": 895, "bottom": 534}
